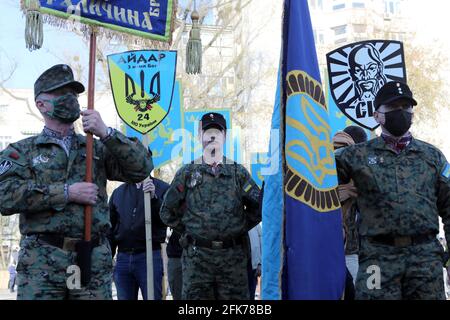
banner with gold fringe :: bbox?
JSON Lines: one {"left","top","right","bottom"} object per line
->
{"left": 20, "top": 0, "right": 177, "bottom": 50}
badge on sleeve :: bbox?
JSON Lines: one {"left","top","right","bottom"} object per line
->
{"left": 0, "top": 160, "right": 13, "bottom": 176}
{"left": 243, "top": 182, "right": 252, "bottom": 193}
{"left": 442, "top": 163, "right": 450, "bottom": 179}
{"left": 368, "top": 156, "right": 377, "bottom": 165}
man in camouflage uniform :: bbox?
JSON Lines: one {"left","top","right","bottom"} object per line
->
{"left": 335, "top": 81, "right": 450, "bottom": 300}
{"left": 0, "top": 64, "right": 153, "bottom": 300}
{"left": 160, "top": 112, "right": 261, "bottom": 300}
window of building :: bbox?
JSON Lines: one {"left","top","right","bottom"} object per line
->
{"left": 353, "top": 24, "right": 366, "bottom": 33}
{"left": 385, "top": 0, "right": 401, "bottom": 15}
{"left": 333, "top": 3, "right": 346, "bottom": 10}
{"left": 335, "top": 38, "right": 347, "bottom": 45}
{"left": 333, "top": 25, "right": 347, "bottom": 36}
{"left": 313, "top": 30, "right": 325, "bottom": 45}
{"left": 352, "top": 2, "right": 365, "bottom": 8}
{"left": 310, "top": 0, "right": 323, "bottom": 10}
{"left": 318, "top": 0, "right": 323, "bottom": 10}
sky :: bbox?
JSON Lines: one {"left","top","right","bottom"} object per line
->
{"left": 0, "top": 0, "right": 128, "bottom": 89}
{"left": 0, "top": 1, "right": 83, "bottom": 88}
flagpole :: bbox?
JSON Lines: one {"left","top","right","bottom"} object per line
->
{"left": 84, "top": 27, "right": 97, "bottom": 242}
{"left": 143, "top": 134, "right": 155, "bottom": 300}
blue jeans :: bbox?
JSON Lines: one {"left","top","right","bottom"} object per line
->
{"left": 114, "top": 250, "right": 163, "bottom": 300}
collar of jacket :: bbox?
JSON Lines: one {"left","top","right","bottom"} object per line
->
{"left": 372, "top": 135, "right": 422, "bottom": 153}
{"left": 194, "top": 157, "right": 233, "bottom": 177}
{"left": 36, "top": 130, "right": 86, "bottom": 147}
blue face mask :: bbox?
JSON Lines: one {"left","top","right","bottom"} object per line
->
{"left": 44, "top": 92, "right": 80, "bottom": 123}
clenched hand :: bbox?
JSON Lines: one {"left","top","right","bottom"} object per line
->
{"left": 143, "top": 178, "right": 156, "bottom": 199}
{"left": 68, "top": 182, "right": 99, "bottom": 205}
{"left": 81, "top": 110, "right": 108, "bottom": 139}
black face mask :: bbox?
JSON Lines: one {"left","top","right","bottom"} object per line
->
{"left": 45, "top": 92, "right": 80, "bottom": 123}
{"left": 382, "top": 109, "right": 412, "bottom": 137}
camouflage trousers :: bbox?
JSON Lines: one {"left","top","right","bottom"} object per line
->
{"left": 16, "top": 236, "right": 113, "bottom": 300}
{"left": 181, "top": 244, "right": 249, "bottom": 300}
{"left": 355, "top": 237, "right": 446, "bottom": 300}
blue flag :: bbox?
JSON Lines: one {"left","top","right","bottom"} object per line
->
{"left": 262, "top": 0, "right": 346, "bottom": 300}
{"left": 261, "top": 71, "right": 284, "bottom": 299}
{"left": 25, "top": 0, "right": 175, "bottom": 42}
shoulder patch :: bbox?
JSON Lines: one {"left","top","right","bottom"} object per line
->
{"left": 442, "top": 163, "right": 450, "bottom": 179}
{"left": 9, "top": 152, "right": 20, "bottom": 160}
{"left": 1, "top": 147, "right": 27, "bottom": 166}
{"left": 0, "top": 160, "right": 13, "bottom": 176}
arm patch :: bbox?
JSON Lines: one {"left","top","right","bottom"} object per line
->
{"left": 442, "top": 163, "right": 450, "bottom": 179}
{"left": 0, "top": 160, "right": 13, "bottom": 176}
{"left": 244, "top": 182, "right": 252, "bottom": 193}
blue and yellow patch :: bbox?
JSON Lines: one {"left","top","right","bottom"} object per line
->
{"left": 442, "top": 163, "right": 450, "bottom": 179}
{"left": 244, "top": 183, "right": 252, "bottom": 193}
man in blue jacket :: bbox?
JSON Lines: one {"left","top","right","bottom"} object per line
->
{"left": 109, "top": 174, "right": 169, "bottom": 300}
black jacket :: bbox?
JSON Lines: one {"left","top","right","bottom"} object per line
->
{"left": 109, "top": 178, "right": 170, "bottom": 256}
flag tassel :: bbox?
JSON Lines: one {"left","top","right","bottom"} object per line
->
{"left": 186, "top": 9, "right": 202, "bottom": 75}
{"left": 24, "top": 0, "right": 43, "bottom": 51}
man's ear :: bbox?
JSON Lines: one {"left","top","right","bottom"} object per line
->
{"left": 35, "top": 98, "right": 46, "bottom": 114}
{"left": 373, "top": 110, "right": 383, "bottom": 125}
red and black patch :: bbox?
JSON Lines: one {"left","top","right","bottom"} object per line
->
{"left": 176, "top": 184, "right": 185, "bottom": 193}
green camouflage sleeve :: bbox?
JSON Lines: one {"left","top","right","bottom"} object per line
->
{"left": 160, "top": 167, "right": 188, "bottom": 233}
{"left": 102, "top": 130, "right": 153, "bottom": 183}
{"left": 0, "top": 145, "right": 67, "bottom": 215}
{"left": 437, "top": 153, "right": 450, "bottom": 245}
{"left": 237, "top": 165, "right": 261, "bottom": 231}
{"left": 334, "top": 146, "right": 352, "bottom": 184}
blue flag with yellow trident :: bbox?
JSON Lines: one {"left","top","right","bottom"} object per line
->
{"left": 262, "top": 0, "right": 346, "bottom": 299}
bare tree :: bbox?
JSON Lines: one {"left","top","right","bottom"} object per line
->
{"left": 0, "top": 61, "right": 43, "bottom": 123}
{"left": 405, "top": 41, "right": 449, "bottom": 149}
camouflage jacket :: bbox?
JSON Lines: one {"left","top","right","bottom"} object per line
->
{"left": 160, "top": 158, "right": 261, "bottom": 240}
{"left": 0, "top": 129, "right": 153, "bottom": 238}
{"left": 335, "top": 136, "right": 450, "bottom": 241}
